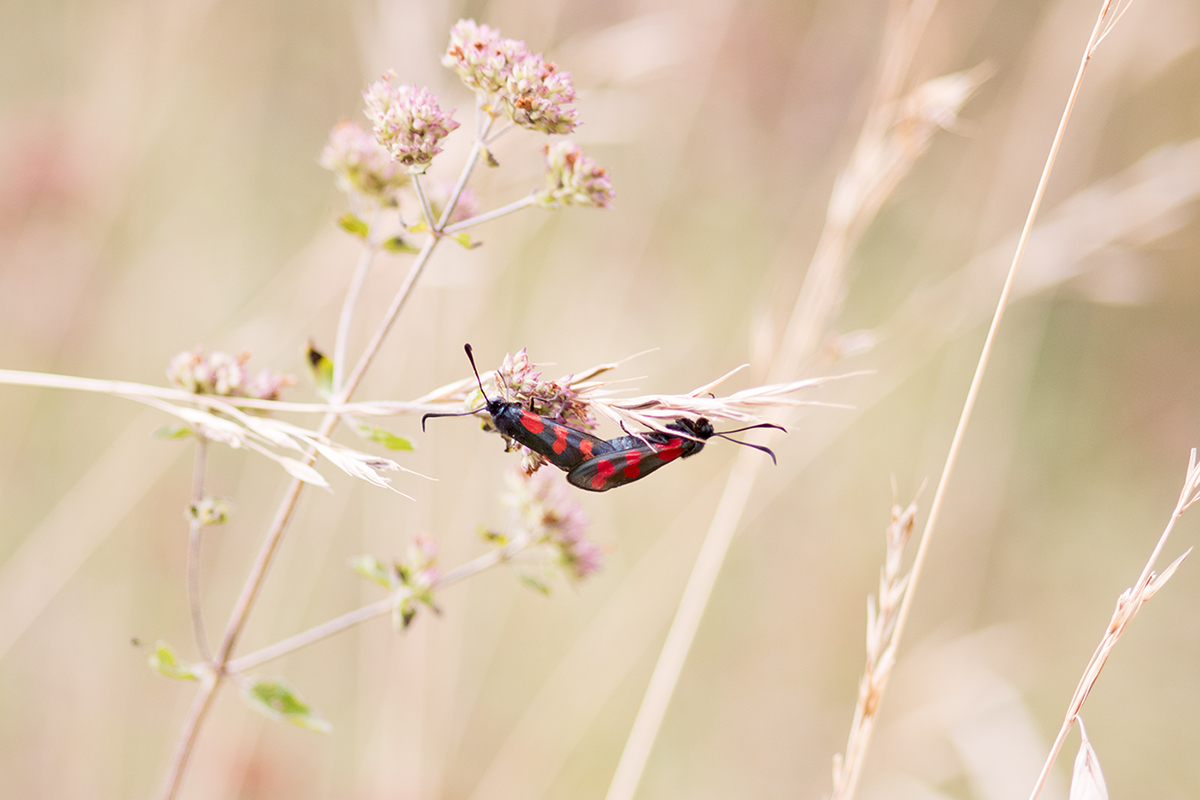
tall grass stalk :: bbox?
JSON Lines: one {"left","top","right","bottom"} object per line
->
{"left": 601, "top": 0, "right": 980, "bottom": 796}
{"left": 831, "top": 1, "right": 1126, "bottom": 796}
{"left": 1028, "top": 450, "right": 1199, "bottom": 800}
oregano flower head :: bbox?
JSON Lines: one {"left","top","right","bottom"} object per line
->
{"left": 534, "top": 141, "right": 614, "bottom": 209}
{"left": 319, "top": 120, "right": 409, "bottom": 204}
{"left": 363, "top": 74, "right": 460, "bottom": 169}
{"left": 443, "top": 19, "right": 579, "bottom": 135}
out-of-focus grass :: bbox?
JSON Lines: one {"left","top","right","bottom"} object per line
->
{"left": 1, "top": 1, "right": 1199, "bottom": 798}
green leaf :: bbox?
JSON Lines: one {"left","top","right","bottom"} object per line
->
{"left": 153, "top": 425, "right": 194, "bottom": 439}
{"left": 451, "top": 232, "right": 480, "bottom": 250}
{"left": 393, "top": 598, "right": 418, "bottom": 631}
{"left": 479, "top": 527, "right": 508, "bottom": 546}
{"left": 305, "top": 342, "right": 334, "bottom": 398}
{"left": 148, "top": 641, "right": 202, "bottom": 681}
{"left": 356, "top": 425, "right": 414, "bottom": 451}
{"left": 349, "top": 555, "right": 395, "bottom": 588}
{"left": 242, "top": 678, "right": 332, "bottom": 733}
{"left": 382, "top": 235, "right": 421, "bottom": 254}
{"left": 408, "top": 221, "right": 429, "bottom": 234}
{"left": 519, "top": 574, "right": 552, "bottom": 596}
{"left": 337, "top": 213, "right": 369, "bottom": 238}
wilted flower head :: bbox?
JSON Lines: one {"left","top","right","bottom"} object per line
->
{"left": 363, "top": 74, "right": 460, "bottom": 169}
{"left": 167, "top": 347, "right": 293, "bottom": 400}
{"left": 504, "top": 468, "right": 600, "bottom": 581}
{"left": 319, "top": 120, "right": 410, "bottom": 204}
{"left": 534, "top": 141, "right": 614, "bottom": 209}
{"left": 442, "top": 19, "right": 579, "bottom": 135}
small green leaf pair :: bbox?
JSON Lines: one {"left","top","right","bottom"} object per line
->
{"left": 148, "top": 641, "right": 330, "bottom": 733}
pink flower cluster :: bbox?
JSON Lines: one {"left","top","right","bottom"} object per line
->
{"left": 505, "top": 468, "right": 601, "bottom": 581}
{"left": 362, "top": 74, "right": 460, "bottom": 169}
{"left": 442, "top": 19, "right": 579, "bottom": 135}
{"left": 319, "top": 120, "right": 410, "bottom": 204}
{"left": 167, "top": 347, "right": 292, "bottom": 400}
{"left": 495, "top": 347, "right": 593, "bottom": 431}
{"left": 534, "top": 141, "right": 614, "bottom": 209}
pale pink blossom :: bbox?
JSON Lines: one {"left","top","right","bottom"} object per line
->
{"left": 534, "top": 141, "right": 614, "bottom": 209}
{"left": 442, "top": 19, "right": 579, "bottom": 135}
{"left": 319, "top": 120, "right": 409, "bottom": 204}
{"left": 363, "top": 75, "right": 460, "bottom": 168}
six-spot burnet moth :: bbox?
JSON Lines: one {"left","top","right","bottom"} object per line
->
{"left": 421, "top": 344, "right": 608, "bottom": 471}
{"left": 421, "top": 344, "right": 785, "bottom": 491}
{"left": 565, "top": 417, "right": 783, "bottom": 492}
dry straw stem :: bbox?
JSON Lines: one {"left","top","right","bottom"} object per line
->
{"left": 586, "top": 369, "right": 858, "bottom": 436}
{"left": 1027, "top": 451, "right": 1200, "bottom": 800}
{"left": 830, "top": 494, "right": 920, "bottom": 800}
{"left": 185, "top": 437, "right": 211, "bottom": 662}
{"left": 823, "top": 2, "right": 1134, "bottom": 798}
{"left": 602, "top": 2, "right": 980, "bottom": 797}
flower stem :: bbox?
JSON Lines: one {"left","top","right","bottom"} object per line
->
{"left": 411, "top": 174, "right": 437, "bottom": 232}
{"left": 333, "top": 207, "right": 382, "bottom": 393}
{"left": 435, "top": 101, "right": 494, "bottom": 231}
{"left": 186, "top": 436, "right": 211, "bottom": 662}
{"left": 156, "top": 171, "right": 455, "bottom": 800}
{"left": 443, "top": 195, "right": 536, "bottom": 235}
{"left": 226, "top": 544, "right": 512, "bottom": 673}
{"left": 154, "top": 673, "right": 220, "bottom": 800}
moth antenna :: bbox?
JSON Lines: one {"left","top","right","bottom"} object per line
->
{"left": 713, "top": 434, "right": 778, "bottom": 465}
{"left": 421, "top": 406, "right": 486, "bottom": 432}
{"left": 715, "top": 422, "right": 786, "bottom": 436}
{"left": 423, "top": 344, "right": 493, "bottom": 432}
{"left": 463, "top": 343, "right": 492, "bottom": 401}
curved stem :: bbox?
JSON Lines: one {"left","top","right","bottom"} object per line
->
{"left": 186, "top": 437, "right": 211, "bottom": 661}
{"left": 1027, "top": 450, "right": 1198, "bottom": 800}
{"left": 333, "top": 207, "right": 382, "bottom": 393}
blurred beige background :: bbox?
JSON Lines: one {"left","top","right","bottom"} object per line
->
{"left": 2, "top": 0, "right": 1200, "bottom": 798}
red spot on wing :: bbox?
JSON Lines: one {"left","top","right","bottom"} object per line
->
{"left": 520, "top": 411, "right": 545, "bottom": 434}
{"left": 592, "top": 458, "right": 616, "bottom": 490}
{"left": 623, "top": 449, "right": 642, "bottom": 479}
{"left": 579, "top": 439, "right": 595, "bottom": 459}
{"left": 551, "top": 425, "right": 569, "bottom": 454}
{"left": 656, "top": 437, "right": 684, "bottom": 462}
